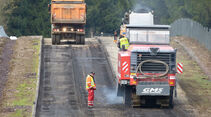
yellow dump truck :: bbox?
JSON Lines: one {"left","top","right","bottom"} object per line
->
{"left": 49, "top": 0, "right": 86, "bottom": 45}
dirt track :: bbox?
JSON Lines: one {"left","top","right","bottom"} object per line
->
{"left": 35, "top": 38, "right": 192, "bottom": 117}
{"left": 0, "top": 39, "right": 15, "bottom": 103}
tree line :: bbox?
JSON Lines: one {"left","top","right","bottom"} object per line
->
{"left": 3, "top": 0, "right": 211, "bottom": 37}
{"left": 140, "top": 0, "right": 211, "bottom": 27}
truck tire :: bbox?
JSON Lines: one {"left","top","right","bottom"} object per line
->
{"left": 56, "top": 35, "right": 60, "bottom": 45}
{"left": 169, "top": 86, "right": 174, "bottom": 108}
{"left": 76, "top": 35, "right": 80, "bottom": 44}
{"left": 80, "top": 35, "right": 85, "bottom": 45}
{"left": 52, "top": 35, "right": 56, "bottom": 45}
{"left": 123, "top": 86, "right": 132, "bottom": 107}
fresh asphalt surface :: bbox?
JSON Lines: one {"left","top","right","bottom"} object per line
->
{"left": 35, "top": 38, "right": 190, "bottom": 117}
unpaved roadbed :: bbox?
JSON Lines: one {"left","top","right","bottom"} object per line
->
{"left": 0, "top": 38, "right": 15, "bottom": 105}
{"left": 0, "top": 36, "right": 42, "bottom": 117}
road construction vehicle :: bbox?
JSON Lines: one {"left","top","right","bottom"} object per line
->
{"left": 117, "top": 11, "right": 177, "bottom": 108}
{"left": 49, "top": 0, "right": 86, "bottom": 45}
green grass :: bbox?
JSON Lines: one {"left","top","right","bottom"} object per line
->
{"left": 32, "top": 39, "right": 41, "bottom": 76}
{"left": 12, "top": 80, "right": 36, "bottom": 106}
{"left": 12, "top": 110, "right": 24, "bottom": 117}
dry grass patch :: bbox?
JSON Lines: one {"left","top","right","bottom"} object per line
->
{"left": 171, "top": 37, "right": 211, "bottom": 116}
{"left": 0, "top": 38, "right": 8, "bottom": 56}
{"left": 0, "top": 37, "right": 41, "bottom": 117}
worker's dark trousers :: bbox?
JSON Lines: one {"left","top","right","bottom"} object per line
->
{"left": 88, "top": 89, "right": 94, "bottom": 106}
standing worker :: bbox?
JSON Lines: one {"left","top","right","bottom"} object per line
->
{"left": 86, "top": 72, "right": 96, "bottom": 108}
{"left": 114, "top": 30, "right": 118, "bottom": 43}
{"left": 118, "top": 36, "right": 130, "bottom": 51}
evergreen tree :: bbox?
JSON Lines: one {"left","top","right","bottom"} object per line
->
{"left": 4, "top": 0, "right": 50, "bottom": 37}
{"left": 4, "top": 0, "right": 211, "bottom": 36}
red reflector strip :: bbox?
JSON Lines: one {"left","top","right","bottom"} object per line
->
{"left": 177, "top": 63, "right": 183, "bottom": 74}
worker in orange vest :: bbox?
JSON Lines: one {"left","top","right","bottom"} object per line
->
{"left": 86, "top": 72, "right": 96, "bottom": 108}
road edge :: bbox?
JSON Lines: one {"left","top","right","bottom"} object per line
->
{"left": 32, "top": 36, "right": 43, "bottom": 117}
{"left": 96, "top": 37, "right": 117, "bottom": 86}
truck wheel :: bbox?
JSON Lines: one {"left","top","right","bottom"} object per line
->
{"left": 76, "top": 35, "right": 80, "bottom": 44}
{"left": 52, "top": 35, "right": 56, "bottom": 45}
{"left": 80, "top": 35, "right": 85, "bottom": 45}
{"left": 169, "top": 86, "right": 174, "bottom": 108}
{"left": 56, "top": 35, "right": 60, "bottom": 45}
{"left": 123, "top": 86, "right": 132, "bottom": 107}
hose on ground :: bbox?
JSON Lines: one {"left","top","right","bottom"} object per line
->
{"left": 135, "top": 59, "right": 169, "bottom": 78}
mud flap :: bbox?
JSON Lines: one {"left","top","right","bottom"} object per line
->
{"left": 123, "top": 86, "right": 132, "bottom": 107}
{"left": 117, "top": 84, "right": 124, "bottom": 97}
{"left": 169, "top": 86, "right": 174, "bottom": 108}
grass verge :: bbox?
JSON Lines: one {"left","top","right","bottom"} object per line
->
{"left": 171, "top": 38, "right": 211, "bottom": 115}
{"left": 0, "top": 37, "right": 41, "bottom": 117}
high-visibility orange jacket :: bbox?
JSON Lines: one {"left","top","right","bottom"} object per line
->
{"left": 86, "top": 75, "right": 96, "bottom": 90}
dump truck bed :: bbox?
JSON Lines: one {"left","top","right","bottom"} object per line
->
{"left": 51, "top": 1, "right": 86, "bottom": 24}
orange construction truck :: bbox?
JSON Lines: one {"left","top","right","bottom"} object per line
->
{"left": 49, "top": 0, "right": 86, "bottom": 45}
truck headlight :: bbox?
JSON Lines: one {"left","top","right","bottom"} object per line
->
{"left": 62, "top": 27, "right": 67, "bottom": 32}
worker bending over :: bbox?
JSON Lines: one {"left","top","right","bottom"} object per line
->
{"left": 118, "top": 36, "right": 129, "bottom": 51}
{"left": 86, "top": 72, "right": 96, "bottom": 108}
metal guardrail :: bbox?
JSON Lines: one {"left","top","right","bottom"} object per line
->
{"left": 170, "top": 18, "right": 211, "bottom": 50}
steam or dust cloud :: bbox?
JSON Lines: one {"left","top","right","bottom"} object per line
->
{"left": 101, "top": 86, "right": 123, "bottom": 105}
{"left": 132, "top": 2, "right": 152, "bottom": 13}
